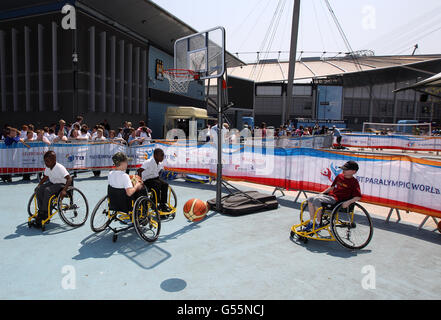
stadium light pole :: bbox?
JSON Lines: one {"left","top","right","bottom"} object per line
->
{"left": 283, "top": 0, "right": 301, "bottom": 125}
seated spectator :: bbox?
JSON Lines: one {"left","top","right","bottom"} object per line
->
{"left": 90, "top": 125, "right": 98, "bottom": 139}
{"left": 65, "top": 123, "right": 72, "bottom": 136}
{"left": 139, "top": 126, "right": 152, "bottom": 144}
{"left": 43, "top": 127, "right": 50, "bottom": 138}
{"left": 117, "top": 128, "right": 124, "bottom": 139}
{"left": 5, "top": 127, "right": 24, "bottom": 146}
{"left": 69, "top": 128, "right": 80, "bottom": 140}
{"left": 28, "top": 124, "right": 37, "bottom": 139}
{"left": 25, "top": 131, "right": 35, "bottom": 142}
{"left": 93, "top": 128, "right": 107, "bottom": 141}
{"left": 36, "top": 129, "right": 51, "bottom": 145}
{"left": 77, "top": 125, "right": 91, "bottom": 140}
{"left": 68, "top": 123, "right": 80, "bottom": 139}
{"left": 47, "top": 128, "right": 57, "bottom": 143}
{"left": 1, "top": 124, "right": 10, "bottom": 140}
{"left": 136, "top": 121, "right": 146, "bottom": 134}
{"left": 20, "top": 125, "right": 29, "bottom": 139}
{"left": 56, "top": 119, "right": 68, "bottom": 136}
{"left": 68, "top": 116, "right": 83, "bottom": 137}
{"left": 53, "top": 129, "right": 68, "bottom": 143}
{"left": 122, "top": 122, "right": 132, "bottom": 141}
{"left": 128, "top": 128, "right": 144, "bottom": 146}
{"left": 109, "top": 130, "right": 125, "bottom": 143}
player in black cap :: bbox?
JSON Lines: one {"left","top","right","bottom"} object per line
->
{"left": 304, "top": 160, "right": 362, "bottom": 231}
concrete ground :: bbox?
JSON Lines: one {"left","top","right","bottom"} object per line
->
{"left": 0, "top": 171, "right": 440, "bottom": 300}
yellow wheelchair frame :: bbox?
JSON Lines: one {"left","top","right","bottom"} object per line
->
{"left": 90, "top": 189, "right": 161, "bottom": 243}
{"left": 290, "top": 199, "right": 373, "bottom": 250}
{"left": 149, "top": 185, "right": 177, "bottom": 220}
{"left": 27, "top": 186, "right": 89, "bottom": 232}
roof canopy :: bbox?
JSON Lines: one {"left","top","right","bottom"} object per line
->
{"left": 228, "top": 55, "right": 441, "bottom": 84}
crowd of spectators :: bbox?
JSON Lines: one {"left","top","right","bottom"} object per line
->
{"left": 0, "top": 116, "right": 154, "bottom": 182}
{"left": 1, "top": 116, "right": 153, "bottom": 146}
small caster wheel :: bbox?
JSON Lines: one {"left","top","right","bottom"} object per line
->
{"left": 112, "top": 234, "right": 118, "bottom": 242}
{"left": 28, "top": 222, "right": 32, "bottom": 228}
{"left": 41, "top": 225, "right": 46, "bottom": 232}
{"left": 290, "top": 231, "right": 295, "bottom": 239}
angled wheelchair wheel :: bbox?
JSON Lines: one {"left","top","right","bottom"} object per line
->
{"left": 90, "top": 196, "right": 113, "bottom": 233}
{"left": 133, "top": 197, "right": 161, "bottom": 243}
{"left": 330, "top": 203, "right": 373, "bottom": 250}
{"left": 168, "top": 186, "right": 177, "bottom": 211}
{"left": 27, "top": 192, "right": 38, "bottom": 217}
{"left": 58, "top": 187, "right": 89, "bottom": 227}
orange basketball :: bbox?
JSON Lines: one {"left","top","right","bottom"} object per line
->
{"left": 183, "top": 198, "right": 208, "bottom": 222}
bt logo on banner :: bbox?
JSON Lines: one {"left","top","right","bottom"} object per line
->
{"left": 66, "top": 154, "right": 85, "bottom": 163}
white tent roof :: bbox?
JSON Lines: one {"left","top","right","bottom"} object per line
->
{"left": 228, "top": 55, "right": 441, "bottom": 83}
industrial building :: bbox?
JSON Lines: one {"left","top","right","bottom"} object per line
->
{"left": 227, "top": 54, "right": 441, "bottom": 130}
{"left": 0, "top": 0, "right": 242, "bottom": 139}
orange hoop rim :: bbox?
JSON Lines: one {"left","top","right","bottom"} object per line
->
{"left": 163, "top": 69, "right": 200, "bottom": 80}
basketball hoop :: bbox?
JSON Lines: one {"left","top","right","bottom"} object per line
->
{"left": 163, "top": 69, "right": 199, "bottom": 94}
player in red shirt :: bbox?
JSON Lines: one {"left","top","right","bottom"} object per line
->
{"left": 304, "top": 161, "right": 362, "bottom": 231}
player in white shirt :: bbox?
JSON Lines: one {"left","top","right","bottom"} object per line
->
{"left": 108, "top": 152, "right": 144, "bottom": 197}
{"left": 32, "top": 151, "right": 72, "bottom": 228}
{"left": 137, "top": 148, "right": 170, "bottom": 212}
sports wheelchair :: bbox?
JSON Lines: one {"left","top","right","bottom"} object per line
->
{"left": 90, "top": 186, "right": 161, "bottom": 243}
{"left": 148, "top": 185, "right": 177, "bottom": 221}
{"left": 290, "top": 199, "right": 374, "bottom": 250}
{"left": 27, "top": 179, "right": 89, "bottom": 231}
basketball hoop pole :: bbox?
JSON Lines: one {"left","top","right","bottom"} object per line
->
{"left": 172, "top": 26, "right": 227, "bottom": 212}
{"left": 216, "top": 74, "right": 224, "bottom": 212}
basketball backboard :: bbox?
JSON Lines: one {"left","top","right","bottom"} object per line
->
{"left": 174, "top": 26, "right": 226, "bottom": 80}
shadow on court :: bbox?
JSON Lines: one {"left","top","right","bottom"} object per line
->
{"left": 156, "top": 210, "right": 220, "bottom": 244}
{"left": 289, "top": 235, "right": 372, "bottom": 258}
{"left": 4, "top": 220, "right": 74, "bottom": 239}
{"left": 369, "top": 214, "right": 441, "bottom": 246}
{"left": 73, "top": 230, "right": 171, "bottom": 270}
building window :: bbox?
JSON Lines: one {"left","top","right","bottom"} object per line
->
{"left": 292, "top": 85, "right": 312, "bottom": 96}
{"left": 256, "top": 85, "right": 282, "bottom": 96}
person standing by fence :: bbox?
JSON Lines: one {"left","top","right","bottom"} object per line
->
{"left": 333, "top": 125, "right": 342, "bottom": 148}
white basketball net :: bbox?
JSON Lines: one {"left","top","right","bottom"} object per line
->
{"left": 163, "top": 69, "right": 197, "bottom": 94}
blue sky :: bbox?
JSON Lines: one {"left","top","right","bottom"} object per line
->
{"left": 153, "top": 0, "right": 441, "bottom": 62}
